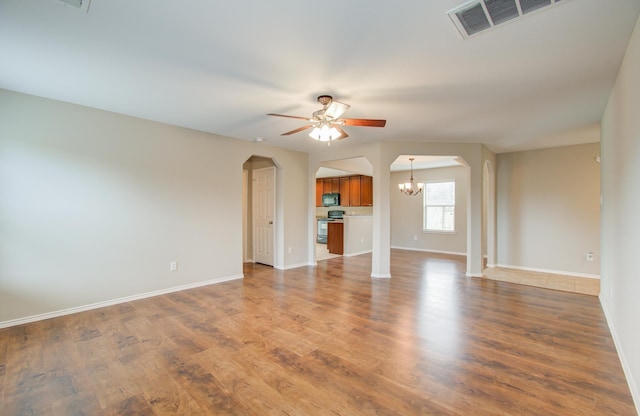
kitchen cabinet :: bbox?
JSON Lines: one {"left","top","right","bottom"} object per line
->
{"left": 323, "top": 178, "right": 339, "bottom": 193}
{"left": 315, "top": 178, "right": 323, "bottom": 207}
{"left": 339, "top": 177, "right": 350, "bottom": 207}
{"left": 327, "top": 222, "right": 344, "bottom": 255}
{"left": 316, "top": 175, "right": 373, "bottom": 207}
{"left": 348, "top": 176, "right": 361, "bottom": 206}
{"left": 360, "top": 175, "right": 373, "bottom": 206}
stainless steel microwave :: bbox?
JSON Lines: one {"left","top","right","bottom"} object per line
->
{"left": 322, "top": 193, "right": 340, "bottom": 207}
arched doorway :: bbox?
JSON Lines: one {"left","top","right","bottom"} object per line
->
{"left": 314, "top": 157, "right": 374, "bottom": 263}
{"left": 243, "top": 155, "right": 278, "bottom": 267}
{"left": 390, "top": 155, "right": 469, "bottom": 259}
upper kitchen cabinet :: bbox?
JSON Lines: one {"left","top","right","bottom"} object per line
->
{"left": 339, "top": 177, "right": 350, "bottom": 207}
{"left": 348, "top": 176, "right": 361, "bottom": 207}
{"left": 360, "top": 175, "right": 373, "bottom": 206}
{"left": 316, "top": 177, "right": 341, "bottom": 206}
{"left": 315, "top": 178, "right": 324, "bottom": 207}
{"left": 316, "top": 175, "right": 373, "bottom": 207}
{"left": 326, "top": 178, "right": 340, "bottom": 193}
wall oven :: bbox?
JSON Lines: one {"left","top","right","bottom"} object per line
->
{"left": 317, "top": 210, "right": 344, "bottom": 243}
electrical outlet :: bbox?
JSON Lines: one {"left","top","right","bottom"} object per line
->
{"left": 288, "top": 247, "right": 293, "bottom": 255}
{"left": 586, "top": 252, "right": 594, "bottom": 262}
{"left": 413, "top": 235, "right": 418, "bottom": 241}
{"left": 170, "top": 261, "right": 178, "bottom": 271}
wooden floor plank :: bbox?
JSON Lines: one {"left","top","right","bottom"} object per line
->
{"left": 0, "top": 249, "right": 635, "bottom": 415}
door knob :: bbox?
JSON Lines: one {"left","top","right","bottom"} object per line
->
{"left": 269, "top": 221, "right": 273, "bottom": 224}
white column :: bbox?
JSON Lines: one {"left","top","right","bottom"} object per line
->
{"left": 371, "top": 154, "right": 391, "bottom": 278}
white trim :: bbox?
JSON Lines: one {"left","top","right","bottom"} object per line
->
{"left": 0, "top": 274, "right": 243, "bottom": 329}
{"left": 466, "top": 273, "right": 483, "bottom": 278}
{"left": 371, "top": 273, "right": 391, "bottom": 279}
{"left": 423, "top": 179, "right": 456, "bottom": 233}
{"left": 391, "top": 245, "right": 466, "bottom": 257}
{"left": 422, "top": 230, "right": 457, "bottom": 235}
{"left": 242, "top": 169, "right": 249, "bottom": 262}
{"left": 275, "top": 262, "right": 309, "bottom": 270}
{"left": 600, "top": 297, "right": 640, "bottom": 413}
{"left": 344, "top": 250, "right": 372, "bottom": 257}
{"left": 494, "top": 263, "right": 600, "bottom": 279}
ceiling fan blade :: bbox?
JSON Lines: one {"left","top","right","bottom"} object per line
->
{"left": 324, "top": 100, "right": 350, "bottom": 120}
{"left": 335, "top": 126, "right": 349, "bottom": 140}
{"left": 267, "top": 113, "right": 310, "bottom": 121}
{"left": 281, "top": 125, "right": 313, "bottom": 136}
{"left": 340, "top": 118, "right": 387, "bottom": 127}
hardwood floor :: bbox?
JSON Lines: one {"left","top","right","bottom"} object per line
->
{"left": 0, "top": 250, "right": 635, "bottom": 415}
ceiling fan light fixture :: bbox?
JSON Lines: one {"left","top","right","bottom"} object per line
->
{"left": 309, "top": 123, "right": 341, "bottom": 142}
{"left": 268, "top": 94, "right": 386, "bottom": 143}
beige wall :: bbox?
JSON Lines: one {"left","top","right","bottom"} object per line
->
{"left": 601, "top": 13, "right": 640, "bottom": 411}
{"left": 0, "top": 89, "right": 309, "bottom": 325}
{"left": 343, "top": 216, "right": 373, "bottom": 256}
{"left": 495, "top": 143, "right": 601, "bottom": 277}
{"left": 391, "top": 165, "right": 468, "bottom": 255}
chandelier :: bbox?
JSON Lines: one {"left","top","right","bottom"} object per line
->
{"left": 398, "top": 158, "right": 424, "bottom": 196}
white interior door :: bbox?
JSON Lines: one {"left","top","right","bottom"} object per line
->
{"left": 253, "top": 166, "right": 275, "bottom": 266}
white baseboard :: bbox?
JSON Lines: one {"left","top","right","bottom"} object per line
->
{"left": 0, "top": 274, "right": 244, "bottom": 329}
{"left": 371, "top": 273, "right": 391, "bottom": 278}
{"left": 494, "top": 263, "right": 600, "bottom": 279}
{"left": 391, "top": 246, "right": 466, "bottom": 257}
{"left": 277, "top": 262, "right": 310, "bottom": 270}
{"left": 344, "top": 250, "right": 372, "bottom": 257}
{"left": 466, "top": 273, "right": 484, "bottom": 278}
{"left": 599, "top": 297, "right": 640, "bottom": 414}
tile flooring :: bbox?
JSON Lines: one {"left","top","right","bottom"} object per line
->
{"left": 315, "top": 243, "right": 341, "bottom": 261}
{"left": 482, "top": 266, "right": 600, "bottom": 296}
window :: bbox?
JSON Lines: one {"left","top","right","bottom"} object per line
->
{"left": 424, "top": 181, "right": 455, "bottom": 232}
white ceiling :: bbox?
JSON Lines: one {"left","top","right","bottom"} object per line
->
{"left": 317, "top": 155, "right": 461, "bottom": 177}
{"left": 391, "top": 155, "right": 463, "bottom": 172}
{"left": 2, "top": 0, "right": 639, "bottom": 154}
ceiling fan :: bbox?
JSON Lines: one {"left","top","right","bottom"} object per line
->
{"left": 267, "top": 95, "right": 386, "bottom": 143}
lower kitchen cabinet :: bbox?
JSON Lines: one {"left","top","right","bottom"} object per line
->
{"left": 327, "top": 222, "right": 344, "bottom": 255}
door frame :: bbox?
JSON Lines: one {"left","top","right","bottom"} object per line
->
{"left": 483, "top": 160, "right": 496, "bottom": 267}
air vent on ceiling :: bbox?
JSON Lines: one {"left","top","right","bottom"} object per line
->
{"left": 53, "top": 0, "right": 91, "bottom": 13}
{"left": 448, "top": 0, "right": 567, "bottom": 39}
